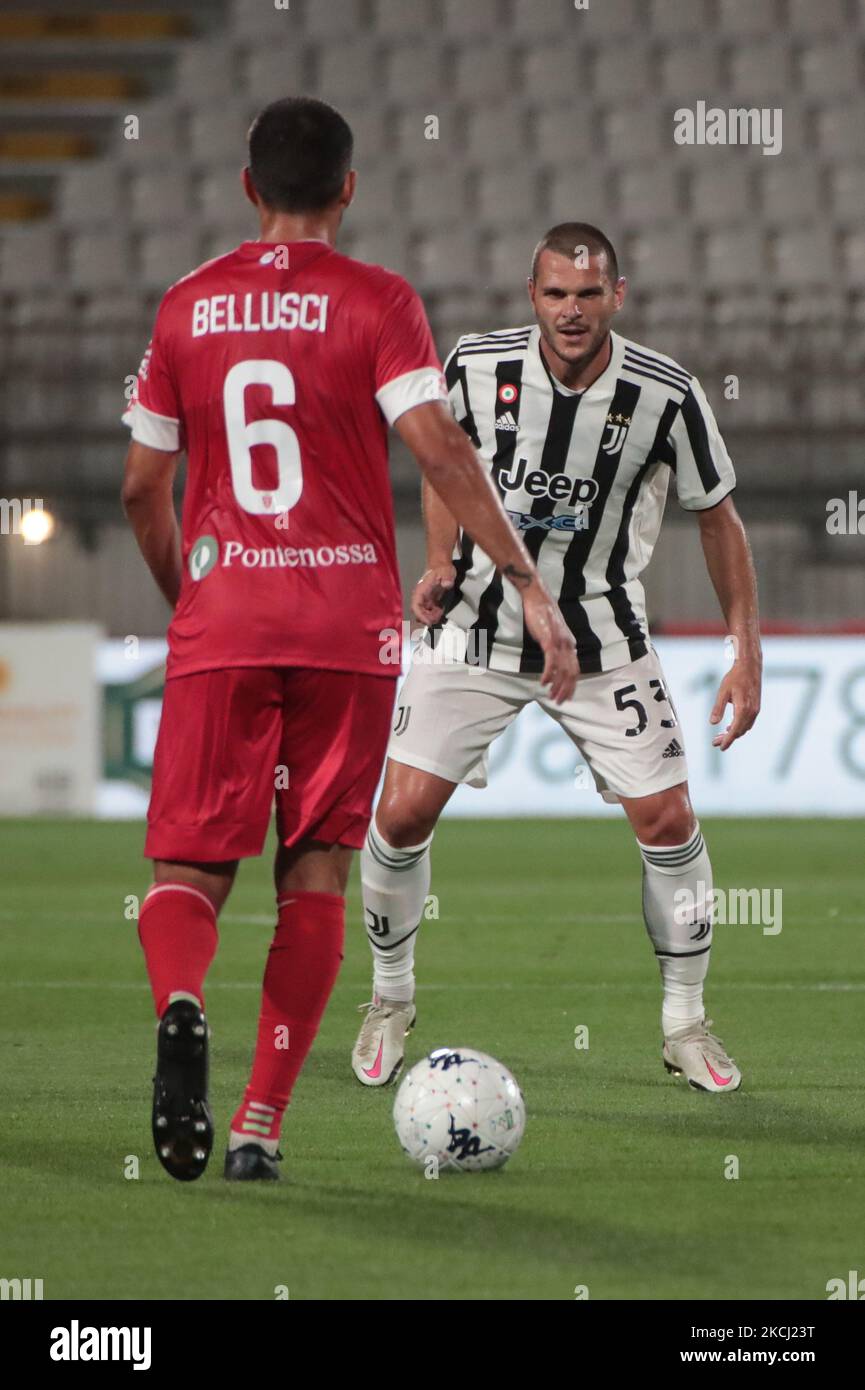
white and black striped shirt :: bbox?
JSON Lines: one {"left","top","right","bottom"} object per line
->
{"left": 431, "top": 325, "right": 736, "bottom": 675}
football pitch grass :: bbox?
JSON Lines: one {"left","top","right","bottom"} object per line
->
{"left": 1, "top": 816, "right": 862, "bottom": 1302}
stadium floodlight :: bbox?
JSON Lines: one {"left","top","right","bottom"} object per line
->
{"left": 20, "top": 506, "right": 56, "bottom": 545}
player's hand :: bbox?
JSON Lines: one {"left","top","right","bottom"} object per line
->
{"left": 521, "top": 581, "right": 579, "bottom": 703}
{"left": 710, "top": 659, "right": 762, "bottom": 750}
{"left": 411, "top": 562, "right": 456, "bottom": 625}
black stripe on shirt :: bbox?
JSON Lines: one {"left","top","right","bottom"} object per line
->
{"left": 623, "top": 359, "right": 691, "bottom": 394}
{"left": 546, "top": 378, "right": 643, "bottom": 673}
{"left": 679, "top": 385, "right": 722, "bottom": 494}
{"left": 624, "top": 345, "right": 691, "bottom": 384}
{"left": 606, "top": 397, "right": 678, "bottom": 591}
{"left": 467, "top": 357, "right": 526, "bottom": 664}
{"left": 516, "top": 388, "right": 584, "bottom": 672}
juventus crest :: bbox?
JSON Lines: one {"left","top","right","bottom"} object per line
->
{"left": 602, "top": 411, "right": 632, "bottom": 456}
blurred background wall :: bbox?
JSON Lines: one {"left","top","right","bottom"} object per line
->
{"left": 0, "top": 0, "right": 863, "bottom": 639}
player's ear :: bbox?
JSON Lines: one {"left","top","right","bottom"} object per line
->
{"left": 339, "top": 169, "right": 357, "bottom": 211}
{"left": 241, "top": 166, "right": 259, "bottom": 209}
{"left": 527, "top": 276, "right": 536, "bottom": 307}
{"left": 613, "top": 276, "right": 627, "bottom": 311}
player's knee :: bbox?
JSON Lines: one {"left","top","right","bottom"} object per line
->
{"left": 636, "top": 801, "right": 697, "bottom": 848}
{"left": 374, "top": 805, "right": 437, "bottom": 850}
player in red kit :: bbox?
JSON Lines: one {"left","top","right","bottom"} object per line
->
{"left": 122, "top": 97, "right": 576, "bottom": 1182}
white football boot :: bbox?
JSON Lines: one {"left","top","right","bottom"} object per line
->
{"left": 663, "top": 1017, "right": 742, "bottom": 1093}
{"left": 352, "top": 995, "right": 416, "bottom": 1086}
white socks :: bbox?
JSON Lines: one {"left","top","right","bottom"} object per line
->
{"left": 360, "top": 820, "right": 432, "bottom": 1003}
{"left": 637, "top": 824, "right": 713, "bottom": 1037}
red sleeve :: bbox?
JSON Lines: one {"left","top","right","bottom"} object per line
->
{"left": 373, "top": 277, "right": 448, "bottom": 426}
{"left": 121, "top": 301, "right": 184, "bottom": 451}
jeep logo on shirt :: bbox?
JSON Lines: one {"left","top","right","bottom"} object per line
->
{"left": 495, "top": 457, "right": 599, "bottom": 508}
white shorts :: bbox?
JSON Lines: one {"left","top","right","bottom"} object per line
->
{"left": 388, "top": 644, "right": 689, "bottom": 803}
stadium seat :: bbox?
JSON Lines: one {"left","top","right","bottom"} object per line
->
{"left": 229, "top": 0, "right": 300, "bottom": 42}
{"left": 174, "top": 40, "right": 242, "bottom": 102}
{"left": 788, "top": 0, "right": 847, "bottom": 34}
{"left": 717, "top": 0, "right": 781, "bottom": 36}
{"left": 592, "top": 42, "right": 652, "bottom": 101}
{"left": 337, "top": 105, "right": 388, "bottom": 160}
{"left": 703, "top": 227, "right": 765, "bottom": 287}
{"left": 829, "top": 164, "right": 865, "bottom": 226}
{"left": 453, "top": 41, "right": 516, "bottom": 102}
{"left": 81, "top": 290, "right": 150, "bottom": 336}
{"left": 602, "top": 105, "right": 664, "bottom": 164}
{"left": 842, "top": 231, "right": 865, "bottom": 289}
{"left": 627, "top": 227, "right": 697, "bottom": 286}
{"left": 544, "top": 167, "right": 616, "bottom": 231}
{"left": 522, "top": 41, "right": 585, "bottom": 105}
{"left": 316, "top": 39, "right": 384, "bottom": 104}
{"left": 344, "top": 227, "right": 411, "bottom": 277}
{"left": 465, "top": 104, "right": 533, "bottom": 167}
{"left": 532, "top": 101, "right": 595, "bottom": 166}
{"left": 660, "top": 42, "right": 724, "bottom": 99}
{"left": 772, "top": 227, "right": 836, "bottom": 289}
{"left": 415, "top": 229, "right": 480, "bottom": 291}
{"left": 799, "top": 40, "right": 861, "bottom": 98}
{"left": 197, "top": 165, "right": 247, "bottom": 227}
{"left": 68, "top": 230, "right": 134, "bottom": 290}
{"left": 688, "top": 165, "right": 752, "bottom": 227}
{"left": 574, "top": 0, "right": 641, "bottom": 38}
{"left": 301, "top": 0, "right": 364, "bottom": 37}
{"left": 58, "top": 164, "right": 125, "bottom": 228}
{"left": 435, "top": 288, "right": 510, "bottom": 346}
{"left": 129, "top": 170, "right": 189, "bottom": 229}
{"left": 6, "top": 292, "right": 79, "bottom": 365}
{"left": 617, "top": 166, "right": 682, "bottom": 228}
{"left": 728, "top": 39, "right": 794, "bottom": 99}
{"left": 139, "top": 229, "right": 203, "bottom": 290}
{"left": 243, "top": 44, "right": 309, "bottom": 100}
{"left": 349, "top": 166, "right": 400, "bottom": 230}
{"left": 760, "top": 161, "right": 823, "bottom": 225}
{"left": 477, "top": 164, "right": 542, "bottom": 229}
{"left": 816, "top": 103, "right": 865, "bottom": 161}
{"left": 648, "top": 0, "right": 712, "bottom": 37}
{"left": 116, "top": 99, "right": 183, "bottom": 168}
{"left": 442, "top": 0, "right": 504, "bottom": 40}
{"left": 200, "top": 226, "right": 255, "bottom": 262}
{"left": 384, "top": 41, "right": 448, "bottom": 102}
{"left": 187, "top": 103, "right": 254, "bottom": 168}
{"left": 371, "top": 0, "right": 436, "bottom": 39}
{"left": 0, "top": 229, "right": 60, "bottom": 299}
{"left": 488, "top": 228, "right": 537, "bottom": 288}
{"left": 407, "top": 165, "right": 469, "bottom": 229}
{"left": 388, "top": 103, "right": 462, "bottom": 162}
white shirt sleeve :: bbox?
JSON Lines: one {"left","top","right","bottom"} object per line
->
{"left": 375, "top": 365, "right": 448, "bottom": 427}
{"left": 121, "top": 401, "right": 181, "bottom": 453}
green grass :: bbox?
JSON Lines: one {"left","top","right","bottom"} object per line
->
{"left": 0, "top": 817, "right": 863, "bottom": 1301}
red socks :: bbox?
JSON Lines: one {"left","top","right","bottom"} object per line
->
{"left": 138, "top": 883, "right": 219, "bottom": 1018}
{"left": 230, "top": 891, "right": 345, "bottom": 1147}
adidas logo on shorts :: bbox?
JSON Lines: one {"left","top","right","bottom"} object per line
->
{"left": 662, "top": 738, "right": 684, "bottom": 758}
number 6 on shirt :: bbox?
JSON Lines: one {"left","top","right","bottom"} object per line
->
{"left": 223, "top": 359, "right": 303, "bottom": 515}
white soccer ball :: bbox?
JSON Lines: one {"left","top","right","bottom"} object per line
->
{"left": 393, "top": 1047, "right": 526, "bottom": 1172}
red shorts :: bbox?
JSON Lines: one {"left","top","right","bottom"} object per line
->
{"left": 145, "top": 666, "right": 396, "bottom": 863}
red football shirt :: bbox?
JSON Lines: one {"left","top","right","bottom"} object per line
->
{"left": 123, "top": 240, "right": 446, "bottom": 679}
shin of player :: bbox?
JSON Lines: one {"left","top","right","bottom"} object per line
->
{"left": 353, "top": 763, "right": 454, "bottom": 1086}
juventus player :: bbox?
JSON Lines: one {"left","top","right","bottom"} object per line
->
{"left": 353, "top": 223, "right": 762, "bottom": 1095}
{"left": 121, "top": 100, "right": 576, "bottom": 1183}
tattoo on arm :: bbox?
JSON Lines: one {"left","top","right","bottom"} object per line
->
{"left": 502, "top": 563, "right": 533, "bottom": 590}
